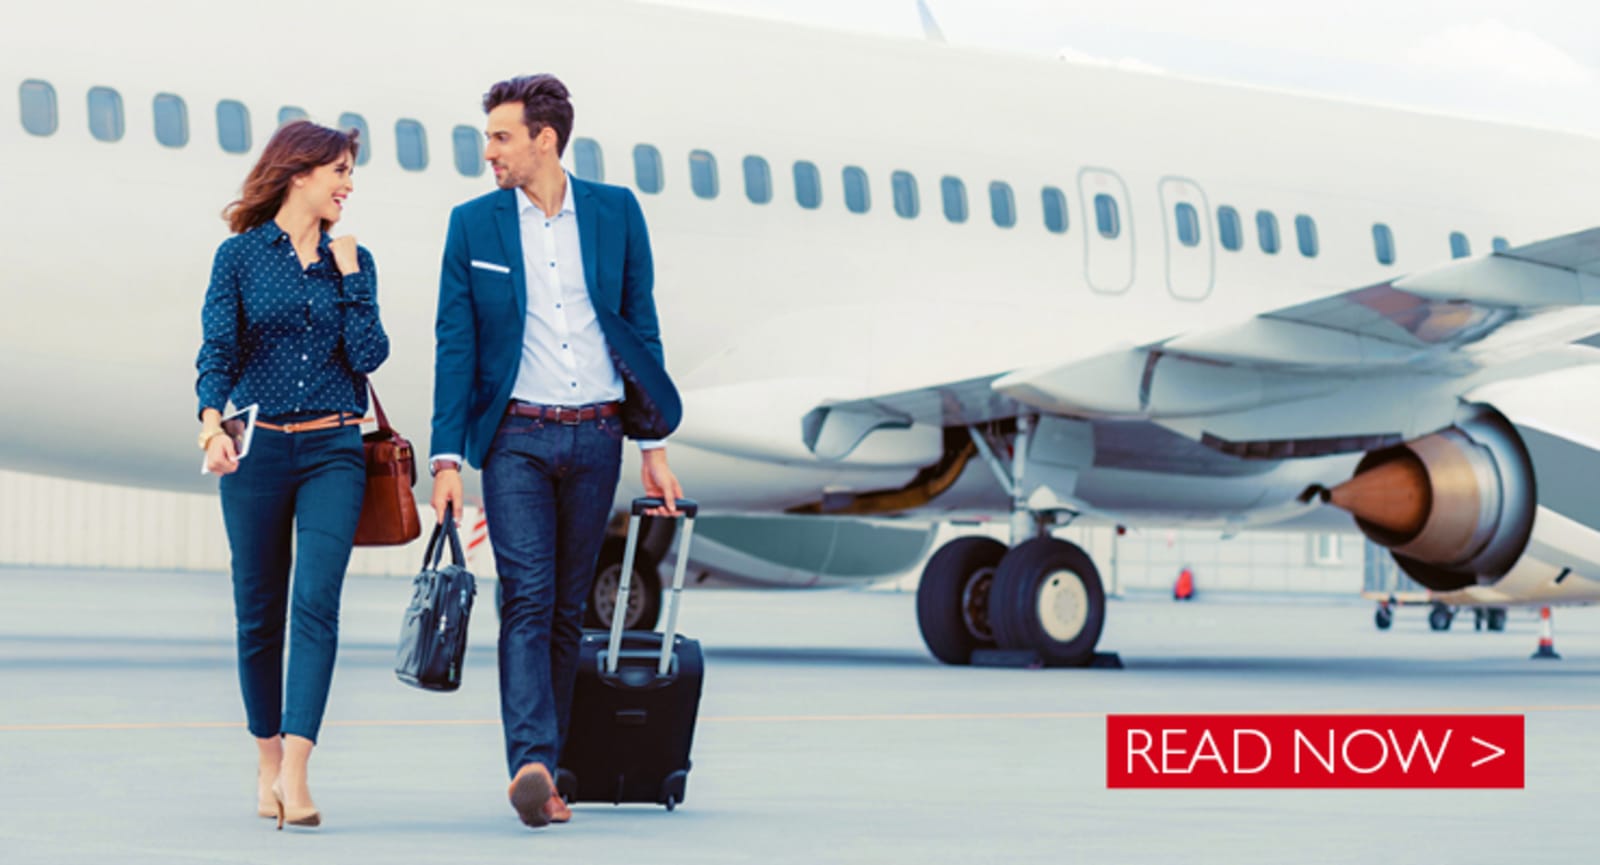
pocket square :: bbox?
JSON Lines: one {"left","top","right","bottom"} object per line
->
{"left": 470, "top": 260, "right": 511, "bottom": 274}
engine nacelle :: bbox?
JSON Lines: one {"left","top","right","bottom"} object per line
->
{"left": 1331, "top": 406, "right": 1535, "bottom": 591}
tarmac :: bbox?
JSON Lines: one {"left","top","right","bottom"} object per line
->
{"left": 2, "top": 567, "right": 1598, "bottom": 864}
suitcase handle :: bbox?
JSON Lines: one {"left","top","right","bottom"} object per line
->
{"left": 632, "top": 497, "right": 699, "bottom": 518}
{"left": 608, "top": 498, "right": 699, "bottom": 676}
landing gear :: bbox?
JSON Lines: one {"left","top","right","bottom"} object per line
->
{"left": 915, "top": 537, "right": 1007, "bottom": 664}
{"left": 585, "top": 535, "right": 663, "bottom": 631}
{"left": 916, "top": 535, "right": 1107, "bottom": 667}
{"left": 1428, "top": 603, "right": 1454, "bottom": 632}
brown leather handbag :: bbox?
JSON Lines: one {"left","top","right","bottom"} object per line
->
{"left": 354, "top": 382, "right": 422, "bottom": 547}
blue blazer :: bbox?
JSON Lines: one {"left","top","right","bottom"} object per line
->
{"left": 430, "top": 179, "right": 681, "bottom": 468}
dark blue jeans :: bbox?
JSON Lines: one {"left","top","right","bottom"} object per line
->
{"left": 218, "top": 423, "right": 364, "bottom": 744}
{"left": 483, "top": 413, "right": 624, "bottom": 778}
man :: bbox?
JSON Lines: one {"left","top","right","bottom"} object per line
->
{"left": 429, "top": 73, "right": 684, "bottom": 829}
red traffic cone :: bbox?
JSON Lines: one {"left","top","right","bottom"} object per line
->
{"left": 1531, "top": 606, "right": 1560, "bottom": 660}
{"left": 1173, "top": 567, "right": 1195, "bottom": 601}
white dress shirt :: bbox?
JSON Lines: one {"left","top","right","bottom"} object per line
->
{"left": 433, "top": 175, "right": 660, "bottom": 470}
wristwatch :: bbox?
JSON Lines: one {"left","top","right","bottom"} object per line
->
{"left": 430, "top": 458, "right": 461, "bottom": 476}
{"left": 198, "top": 427, "right": 227, "bottom": 451}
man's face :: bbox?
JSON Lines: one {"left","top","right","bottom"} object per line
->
{"left": 484, "top": 102, "right": 549, "bottom": 190}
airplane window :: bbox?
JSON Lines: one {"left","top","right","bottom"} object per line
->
{"left": 572, "top": 137, "right": 603, "bottom": 182}
{"left": 1175, "top": 202, "right": 1200, "bottom": 247}
{"left": 1256, "top": 210, "right": 1280, "bottom": 254}
{"left": 1372, "top": 223, "right": 1395, "bottom": 265}
{"left": 1216, "top": 206, "right": 1241, "bottom": 250}
{"left": 338, "top": 113, "right": 370, "bottom": 165}
{"left": 794, "top": 161, "right": 821, "bottom": 209}
{"left": 990, "top": 182, "right": 1016, "bottom": 228}
{"left": 217, "top": 100, "right": 251, "bottom": 153}
{"left": 843, "top": 166, "right": 870, "bottom": 214}
{"left": 87, "top": 86, "right": 124, "bottom": 142}
{"left": 1295, "top": 214, "right": 1318, "bottom": 257}
{"left": 278, "top": 106, "right": 308, "bottom": 126}
{"left": 743, "top": 156, "right": 771, "bottom": 204}
{"left": 690, "top": 150, "right": 718, "bottom": 199}
{"left": 453, "top": 125, "right": 484, "bottom": 177}
{"left": 634, "top": 144, "right": 663, "bottom": 194}
{"left": 152, "top": 93, "right": 188, "bottom": 148}
{"left": 395, "top": 119, "right": 428, "bottom": 171}
{"left": 941, "top": 176, "right": 967, "bottom": 223}
{"left": 19, "top": 79, "right": 58, "bottom": 136}
{"left": 892, "top": 171, "right": 919, "bottom": 219}
{"left": 1094, "top": 194, "right": 1120, "bottom": 239}
{"left": 1492, "top": 236, "right": 1510, "bottom": 253}
{"left": 1041, "top": 187, "right": 1068, "bottom": 234}
{"left": 1450, "top": 231, "right": 1471, "bottom": 259}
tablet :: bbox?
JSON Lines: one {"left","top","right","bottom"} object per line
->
{"left": 201, "top": 404, "right": 259, "bottom": 474}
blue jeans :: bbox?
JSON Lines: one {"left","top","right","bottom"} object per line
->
{"left": 218, "top": 422, "right": 364, "bottom": 744}
{"left": 483, "top": 412, "right": 624, "bottom": 778}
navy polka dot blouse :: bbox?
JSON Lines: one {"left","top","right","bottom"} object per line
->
{"left": 195, "top": 221, "right": 390, "bottom": 420}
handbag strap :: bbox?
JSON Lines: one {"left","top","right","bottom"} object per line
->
{"left": 422, "top": 504, "right": 466, "bottom": 571}
{"left": 367, "top": 379, "right": 394, "bottom": 433}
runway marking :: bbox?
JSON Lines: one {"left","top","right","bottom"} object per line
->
{"left": 6, "top": 704, "right": 1600, "bottom": 733}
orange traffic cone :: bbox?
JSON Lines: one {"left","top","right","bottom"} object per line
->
{"left": 1531, "top": 606, "right": 1560, "bottom": 660}
{"left": 1173, "top": 567, "right": 1195, "bottom": 601}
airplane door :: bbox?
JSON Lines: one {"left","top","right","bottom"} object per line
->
{"left": 1158, "top": 177, "right": 1215, "bottom": 301}
{"left": 1078, "top": 168, "right": 1134, "bottom": 294}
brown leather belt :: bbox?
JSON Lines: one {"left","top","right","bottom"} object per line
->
{"left": 257, "top": 413, "right": 371, "bottom": 434}
{"left": 505, "top": 400, "right": 621, "bottom": 425}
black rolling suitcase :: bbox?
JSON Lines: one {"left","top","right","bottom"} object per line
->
{"left": 557, "top": 497, "right": 703, "bottom": 811}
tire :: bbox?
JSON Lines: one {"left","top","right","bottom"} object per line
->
{"left": 915, "top": 537, "right": 1008, "bottom": 665}
{"left": 989, "top": 537, "right": 1106, "bottom": 666}
{"left": 1374, "top": 605, "right": 1394, "bottom": 630}
{"left": 584, "top": 535, "right": 663, "bottom": 631}
{"left": 1428, "top": 604, "right": 1453, "bottom": 632}
{"left": 1487, "top": 608, "right": 1508, "bottom": 631}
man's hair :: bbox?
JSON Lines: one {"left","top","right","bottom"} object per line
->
{"left": 483, "top": 74, "right": 574, "bottom": 156}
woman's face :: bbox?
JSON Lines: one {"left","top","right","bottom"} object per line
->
{"left": 293, "top": 151, "right": 354, "bottom": 226}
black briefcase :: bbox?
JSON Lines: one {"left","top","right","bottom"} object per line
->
{"left": 395, "top": 507, "right": 477, "bottom": 692}
{"left": 557, "top": 497, "right": 703, "bottom": 811}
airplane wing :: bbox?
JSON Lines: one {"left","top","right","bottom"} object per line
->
{"left": 805, "top": 227, "right": 1600, "bottom": 460}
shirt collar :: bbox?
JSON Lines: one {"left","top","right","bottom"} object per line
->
{"left": 259, "top": 220, "right": 332, "bottom": 251}
{"left": 515, "top": 173, "right": 577, "bottom": 220}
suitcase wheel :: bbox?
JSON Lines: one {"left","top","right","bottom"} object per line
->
{"left": 661, "top": 770, "right": 688, "bottom": 810}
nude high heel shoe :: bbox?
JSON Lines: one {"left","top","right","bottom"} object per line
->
{"left": 271, "top": 781, "right": 322, "bottom": 829}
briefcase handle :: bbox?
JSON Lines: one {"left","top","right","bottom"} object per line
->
{"left": 422, "top": 504, "right": 466, "bottom": 570}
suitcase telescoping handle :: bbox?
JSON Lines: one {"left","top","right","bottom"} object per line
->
{"left": 607, "top": 497, "right": 699, "bottom": 677}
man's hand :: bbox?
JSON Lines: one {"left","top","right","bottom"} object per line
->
{"left": 431, "top": 467, "right": 463, "bottom": 523}
{"left": 329, "top": 235, "right": 360, "bottom": 276}
{"left": 640, "top": 448, "right": 683, "bottom": 516}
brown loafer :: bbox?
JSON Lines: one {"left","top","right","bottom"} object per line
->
{"left": 546, "top": 792, "right": 572, "bottom": 824}
{"left": 507, "top": 763, "right": 554, "bottom": 828}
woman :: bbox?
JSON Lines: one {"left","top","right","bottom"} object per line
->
{"left": 195, "top": 120, "right": 388, "bottom": 830}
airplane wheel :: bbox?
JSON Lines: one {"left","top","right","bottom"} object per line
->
{"left": 585, "top": 536, "right": 662, "bottom": 631}
{"left": 990, "top": 537, "right": 1106, "bottom": 666}
{"left": 916, "top": 536, "right": 1008, "bottom": 665}
{"left": 1428, "top": 604, "right": 1454, "bottom": 632}
{"left": 1487, "top": 608, "right": 1508, "bottom": 631}
{"left": 1374, "top": 605, "right": 1393, "bottom": 630}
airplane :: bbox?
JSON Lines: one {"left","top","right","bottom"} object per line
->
{"left": 5, "top": 0, "right": 1600, "bottom": 667}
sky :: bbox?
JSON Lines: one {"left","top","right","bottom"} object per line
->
{"left": 657, "top": 0, "right": 1600, "bottom": 136}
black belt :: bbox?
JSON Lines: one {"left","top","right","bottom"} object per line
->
{"left": 506, "top": 400, "right": 621, "bottom": 424}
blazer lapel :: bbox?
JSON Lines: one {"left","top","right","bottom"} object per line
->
{"left": 493, "top": 189, "right": 527, "bottom": 321}
{"left": 574, "top": 178, "right": 604, "bottom": 310}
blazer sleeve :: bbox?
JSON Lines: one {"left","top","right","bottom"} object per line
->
{"left": 430, "top": 207, "right": 477, "bottom": 459}
{"left": 195, "top": 242, "right": 241, "bottom": 418}
{"left": 618, "top": 189, "right": 665, "bottom": 369}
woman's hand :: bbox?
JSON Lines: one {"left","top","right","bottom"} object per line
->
{"left": 329, "top": 236, "right": 360, "bottom": 276}
{"left": 205, "top": 433, "right": 240, "bottom": 475}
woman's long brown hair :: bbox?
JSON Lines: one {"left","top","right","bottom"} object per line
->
{"left": 223, "top": 120, "right": 361, "bottom": 234}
